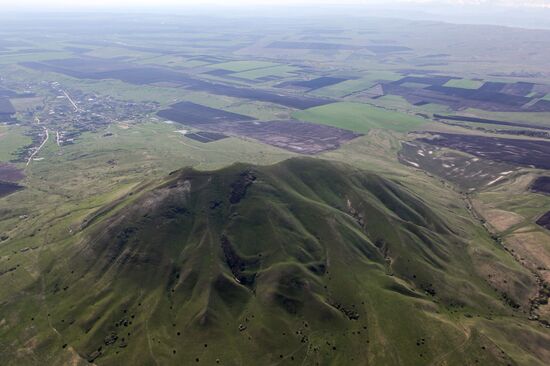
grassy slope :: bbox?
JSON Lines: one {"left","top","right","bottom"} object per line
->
{"left": 293, "top": 102, "right": 428, "bottom": 133}
{"left": 0, "top": 125, "right": 31, "bottom": 162}
{"left": 0, "top": 158, "right": 545, "bottom": 366}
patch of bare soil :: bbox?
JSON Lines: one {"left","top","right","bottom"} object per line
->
{"left": 473, "top": 201, "right": 524, "bottom": 232}
{"left": 0, "top": 163, "right": 25, "bottom": 182}
{"left": 507, "top": 231, "right": 550, "bottom": 273}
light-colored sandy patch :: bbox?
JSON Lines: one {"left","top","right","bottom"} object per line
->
{"left": 473, "top": 200, "right": 524, "bottom": 232}
{"left": 487, "top": 176, "right": 505, "bottom": 186}
{"left": 16, "top": 335, "right": 38, "bottom": 357}
{"left": 483, "top": 209, "right": 524, "bottom": 232}
{"left": 66, "top": 346, "right": 91, "bottom": 366}
{"left": 118, "top": 123, "right": 130, "bottom": 129}
{"left": 513, "top": 225, "right": 539, "bottom": 234}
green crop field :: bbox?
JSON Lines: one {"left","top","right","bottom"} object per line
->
{"left": 0, "top": 51, "right": 72, "bottom": 65}
{"left": 461, "top": 108, "right": 550, "bottom": 128}
{"left": 293, "top": 102, "right": 428, "bottom": 133}
{"left": 209, "top": 60, "right": 280, "bottom": 72}
{"left": 313, "top": 71, "right": 402, "bottom": 98}
{"left": 83, "top": 47, "right": 157, "bottom": 59}
{"left": 369, "top": 95, "right": 452, "bottom": 114}
{"left": 313, "top": 78, "right": 377, "bottom": 97}
{"left": 444, "top": 79, "right": 484, "bottom": 89}
{"left": 231, "top": 65, "right": 299, "bottom": 79}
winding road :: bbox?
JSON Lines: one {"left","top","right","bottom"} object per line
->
{"left": 26, "top": 127, "right": 49, "bottom": 167}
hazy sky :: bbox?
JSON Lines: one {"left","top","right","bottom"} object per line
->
{"left": 3, "top": 0, "right": 549, "bottom": 9}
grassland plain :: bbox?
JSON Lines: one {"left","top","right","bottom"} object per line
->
{"left": 0, "top": 120, "right": 296, "bottom": 238}
{"left": 293, "top": 102, "right": 429, "bottom": 133}
{"left": 0, "top": 125, "right": 32, "bottom": 161}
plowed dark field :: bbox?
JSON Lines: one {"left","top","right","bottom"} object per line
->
{"left": 531, "top": 176, "right": 550, "bottom": 195}
{"left": 185, "top": 131, "right": 227, "bottom": 143}
{"left": 266, "top": 41, "right": 358, "bottom": 50}
{"left": 433, "top": 114, "right": 550, "bottom": 131}
{"left": 536, "top": 211, "right": 550, "bottom": 230}
{"left": 281, "top": 77, "right": 347, "bottom": 91}
{"left": 0, "top": 98, "right": 15, "bottom": 114}
{"left": 157, "top": 102, "right": 254, "bottom": 125}
{"left": 418, "top": 133, "right": 550, "bottom": 170}
{"left": 0, "top": 181, "right": 23, "bottom": 198}
{"left": 381, "top": 78, "right": 549, "bottom": 112}
{"left": 22, "top": 59, "right": 331, "bottom": 109}
{"left": 0, "top": 163, "right": 25, "bottom": 182}
{"left": 223, "top": 120, "right": 362, "bottom": 154}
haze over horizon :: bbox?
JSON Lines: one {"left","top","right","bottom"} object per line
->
{"left": 2, "top": 0, "right": 549, "bottom": 9}
{"left": 3, "top": 0, "right": 550, "bottom": 30}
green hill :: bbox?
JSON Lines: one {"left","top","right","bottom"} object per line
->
{"left": 1, "top": 158, "right": 547, "bottom": 365}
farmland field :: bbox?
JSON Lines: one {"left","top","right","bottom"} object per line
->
{"left": 443, "top": 78, "right": 484, "bottom": 89}
{"left": 231, "top": 65, "right": 299, "bottom": 80}
{"left": 209, "top": 60, "right": 280, "bottom": 72}
{"left": 293, "top": 102, "right": 428, "bottom": 133}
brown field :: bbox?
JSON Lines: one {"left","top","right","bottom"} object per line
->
{"left": 506, "top": 230, "right": 550, "bottom": 273}
{"left": 0, "top": 163, "right": 25, "bottom": 182}
{"left": 418, "top": 133, "right": 550, "bottom": 170}
{"left": 476, "top": 205, "right": 524, "bottom": 232}
{"left": 399, "top": 140, "right": 517, "bottom": 190}
{"left": 217, "top": 120, "right": 362, "bottom": 154}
